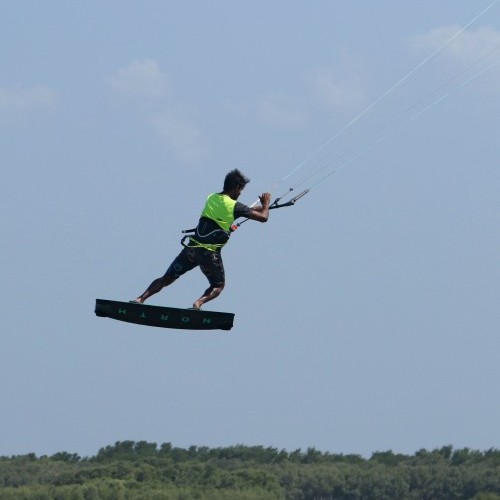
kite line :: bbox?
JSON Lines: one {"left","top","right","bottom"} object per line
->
{"left": 250, "top": 0, "right": 500, "bottom": 214}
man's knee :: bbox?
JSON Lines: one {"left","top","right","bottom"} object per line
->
{"left": 206, "top": 283, "right": 224, "bottom": 296}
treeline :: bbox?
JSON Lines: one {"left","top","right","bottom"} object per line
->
{"left": 1, "top": 442, "right": 500, "bottom": 499}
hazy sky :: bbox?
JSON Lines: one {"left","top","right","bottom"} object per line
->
{"left": 1, "top": 1, "right": 499, "bottom": 458}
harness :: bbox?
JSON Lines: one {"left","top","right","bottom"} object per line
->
{"left": 181, "top": 219, "right": 233, "bottom": 250}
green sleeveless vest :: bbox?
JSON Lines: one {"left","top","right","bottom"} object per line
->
{"left": 201, "top": 193, "right": 236, "bottom": 230}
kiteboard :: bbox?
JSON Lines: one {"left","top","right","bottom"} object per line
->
{"left": 95, "top": 299, "right": 234, "bottom": 331}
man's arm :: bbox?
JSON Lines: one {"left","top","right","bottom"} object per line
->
{"left": 246, "top": 193, "right": 271, "bottom": 222}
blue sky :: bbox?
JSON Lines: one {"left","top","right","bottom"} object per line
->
{"left": 1, "top": 1, "right": 499, "bottom": 458}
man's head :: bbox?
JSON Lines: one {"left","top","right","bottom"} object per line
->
{"left": 223, "top": 169, "right": 250, "bottom": 199}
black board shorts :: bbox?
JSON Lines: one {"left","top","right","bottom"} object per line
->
{"left": 165, "top": 247, "right": 225, "bottom": 287}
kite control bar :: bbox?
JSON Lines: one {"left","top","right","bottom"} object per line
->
{"left": 268, "top": 188, "right": 310, "bottom": 210}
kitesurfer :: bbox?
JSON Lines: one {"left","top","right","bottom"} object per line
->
{"left": 132, "top": 169, "right": 271, "bottom": 310}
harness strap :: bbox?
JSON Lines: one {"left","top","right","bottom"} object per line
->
{"left": 181, "top": 235, "right": 226, "bottom": 250}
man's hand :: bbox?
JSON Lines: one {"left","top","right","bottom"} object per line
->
{"left": 247, "top": 192, "right": 272, "bottom": 223}
{"left": 259, "top": 192, "right": 272, "bottom": 208}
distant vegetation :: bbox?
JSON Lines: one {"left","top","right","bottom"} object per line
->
{"left": 1, "top": 442, "right": 500, "bottom": 499}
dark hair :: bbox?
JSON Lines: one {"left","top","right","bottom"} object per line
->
{"left": 223, "top": 169, "right": 250, "bottom": 191}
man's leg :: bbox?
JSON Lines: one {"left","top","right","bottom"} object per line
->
{"left": 134, "top": 247, "right": 197, "bottom": 303}
{"left": 135, "top": 275, "right": 177, "bottom": 303}
{"left": 193, "top": 284, "right": 225, "bottom": 310}
{"left": 193, "top": 250, "right": 225, "bottom": 309}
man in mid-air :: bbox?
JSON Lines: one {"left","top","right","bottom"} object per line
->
{"left": 132, "top": 169, "right": 271, "bottom": 309}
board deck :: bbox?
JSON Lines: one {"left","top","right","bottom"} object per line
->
{"left": 95, "top": 299, "right": 234, "bottom": 331}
